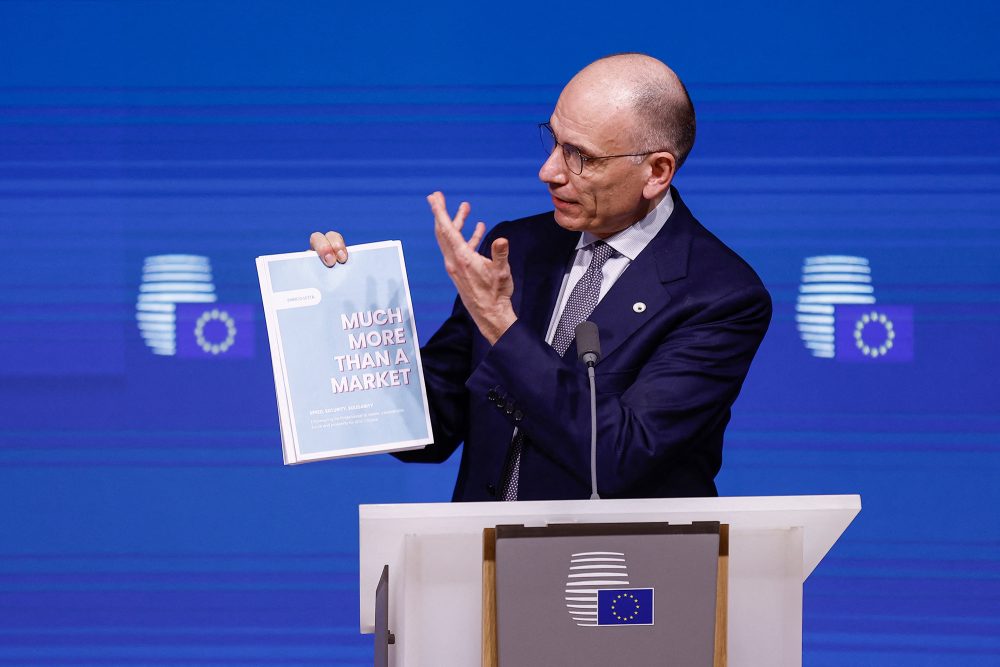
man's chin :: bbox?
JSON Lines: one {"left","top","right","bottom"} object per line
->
{"left": 552, "top": 209, "right": 584, "bottom": 231}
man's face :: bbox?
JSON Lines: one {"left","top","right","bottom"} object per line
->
{"left": 538, "top": 84, "right": 654, "bottom": 238}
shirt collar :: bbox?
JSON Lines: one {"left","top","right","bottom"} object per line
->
{"left": 575, "top": 190, "right": 674, "bottom": 260}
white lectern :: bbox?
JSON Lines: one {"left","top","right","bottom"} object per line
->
{"left": 359, "top": 494, "right": 860, "bottom": 667}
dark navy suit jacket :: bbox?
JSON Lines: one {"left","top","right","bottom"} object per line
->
{"left": 396, "top": 189, "right": 771, "bottom": 501}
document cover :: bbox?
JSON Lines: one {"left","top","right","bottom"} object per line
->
{"left": 256, "top": 242, "right": 432, "bottom": 464}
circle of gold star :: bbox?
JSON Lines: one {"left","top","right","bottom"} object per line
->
{"left": 194, "top": 308, "right": 237, "bottom": 354}
{"left": 854, "top": 311, "right": 895, "bottom": 358}
{"left": 610, "top": 592, "right": 641, "bottom": 621}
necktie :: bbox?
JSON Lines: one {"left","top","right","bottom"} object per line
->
{"left": 499, "top": 241, "right": 617, "bottom": 501}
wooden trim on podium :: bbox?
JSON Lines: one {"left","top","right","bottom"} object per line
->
{"left": 714, "top": 523, "right": 729, "bottom": 667}
{"left": 482, "top": 528, "right": 498, "bottom": 667}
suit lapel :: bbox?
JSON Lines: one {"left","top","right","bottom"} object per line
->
{"left": 514, "top": 216, "right": 579, "bottom": 337}
{"left": 579, "top": 193, "right": 694, "bottom": 361}
{"left": 508, "top": 192, "right": 697, "bottom": 358}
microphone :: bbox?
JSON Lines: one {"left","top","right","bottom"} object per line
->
{"left": 574, "top": 321, "right": 601, "bottom": 499}
{"left": 575, "top": 321, "right": 601, "bottom": 367}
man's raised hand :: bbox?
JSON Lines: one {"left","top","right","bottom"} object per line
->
{"left": 427, "top": 191, "right": 517, "bottom": 345}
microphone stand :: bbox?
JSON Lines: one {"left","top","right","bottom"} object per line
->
{"left": 587, "top": 364, "right": 599, "bottom": 500}
{"left": 575, "top": 321, "right": 601, "bottom": 500}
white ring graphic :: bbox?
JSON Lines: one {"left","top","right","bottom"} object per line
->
{"left": 194, "top": 308, "right": 237, "bottom": 355}
{"left": 853, "top": 310, "right": 895, "bottom": 358}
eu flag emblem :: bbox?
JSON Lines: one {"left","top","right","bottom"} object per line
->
{"left": 596, "top": 588, "right": 654, "bottom": 626}
{"left": 834, "top": 305, "right": 914, "bottom": 362}
{"left": 175, "top": 303, "right": 255, "bottom": 358}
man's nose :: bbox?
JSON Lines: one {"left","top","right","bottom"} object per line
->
{"left": 538, "top": 148, "right": 567, "bottom": 185}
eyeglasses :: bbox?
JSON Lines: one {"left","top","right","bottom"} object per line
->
{"left": 539, "top": 122, "right": 661, "bottom": 175}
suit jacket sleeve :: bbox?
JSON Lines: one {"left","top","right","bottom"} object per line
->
{"left": 464, "top": 276, "right": 771, "bottom": 497}
{"left": 392, "top": 295, "right": 476, "bottom": 464}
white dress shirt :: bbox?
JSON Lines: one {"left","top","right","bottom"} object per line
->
{"left": 542, "top": 191, "right": 674, "bottom": 344}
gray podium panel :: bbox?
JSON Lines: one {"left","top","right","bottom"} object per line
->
{"left": 495, "top": 523, "right": 720, "bottom": 667}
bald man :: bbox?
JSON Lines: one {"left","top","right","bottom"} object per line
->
{"left": 311, "top": 54, "right": 771, "bottom": 501}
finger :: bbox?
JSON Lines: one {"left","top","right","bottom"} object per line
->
{"left": 453, "top": 202, "right": 471, "bottom": 232}
{"left": 427, "top": 192, "right": 450, "bottom": 238}
{"left": 426, "top": 191, "right": 449, "bottom": 225}
{"left": 491, "top": 237, "right": 510, "bottom": 270}
{"left": 467, "top": 221, "right": 486, "bottom": 250}
{"left": 427, "top": 192, "right": 465, "bottom": 253}
{"left": 310, "top": 231, "right": 338, "bottom": 267}
{"left": 427, "top": 191, "right": 466, "bottom": 234}
{"left": 324, "top": 231, "right": 348, "bottom": 263}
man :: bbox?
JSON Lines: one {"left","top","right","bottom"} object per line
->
{"left": 311, "top": 53, "right": 771, "bottom": 501}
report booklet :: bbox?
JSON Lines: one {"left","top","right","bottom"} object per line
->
{"left": 256, "top": 241, "right": 433, "bottom": 464}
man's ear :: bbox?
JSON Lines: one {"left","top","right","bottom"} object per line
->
{"left": 643, "top": 151, "right": 676, "bottom": 200}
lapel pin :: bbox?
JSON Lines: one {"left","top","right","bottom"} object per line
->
{"left": 633, "top": 302, "right": 646, "bottom": 313}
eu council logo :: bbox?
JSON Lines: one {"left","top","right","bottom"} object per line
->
{"left": 565, "top": 551, "right": 655, "bottom": 628}
{"left": 136, "top": 254, "right": 254, "bottom": 358}
{"left": 796, "top": 255, "right": 914, "bottom": 362}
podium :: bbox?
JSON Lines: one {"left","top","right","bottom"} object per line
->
{"left": 359, "top": 495, "right": 860, "bottom": 667}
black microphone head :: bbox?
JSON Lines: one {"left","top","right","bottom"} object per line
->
{"left": 575, "top": 321, "right": 601, "bottom": 364}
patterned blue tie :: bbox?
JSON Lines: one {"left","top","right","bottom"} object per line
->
{"left": 499, "top": 241, "right": 617, "bottom": 501}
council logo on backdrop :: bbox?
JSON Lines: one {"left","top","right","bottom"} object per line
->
{"left": 564, "top": 551, "right": 654, "bottom": 627}
{"left": 795, "top": 255, "right": 913, "bottom": 362}
{"left": 136, "top": 254, "right": 254, "bottom": 358}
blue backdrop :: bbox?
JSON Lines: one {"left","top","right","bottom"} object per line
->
{"left": 1, "top": 1, "right": 998, "bottom": 664}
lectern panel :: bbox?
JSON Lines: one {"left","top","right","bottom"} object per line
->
{"left": 494, "top": 523, "right": 722, "bottom": 667}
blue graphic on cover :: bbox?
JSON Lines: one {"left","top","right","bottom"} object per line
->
{"left": 264, "top": 242, "right": 431, "bottom": 461}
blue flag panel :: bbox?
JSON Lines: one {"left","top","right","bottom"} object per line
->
{"left": 835, "top": 305, "right": 914, "bottom": 363}
{"left": 597, "top": 588, "right": 654, "bottom": 626}
{"left": 176, "top": 303, "right": 255, "bottom": 358}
